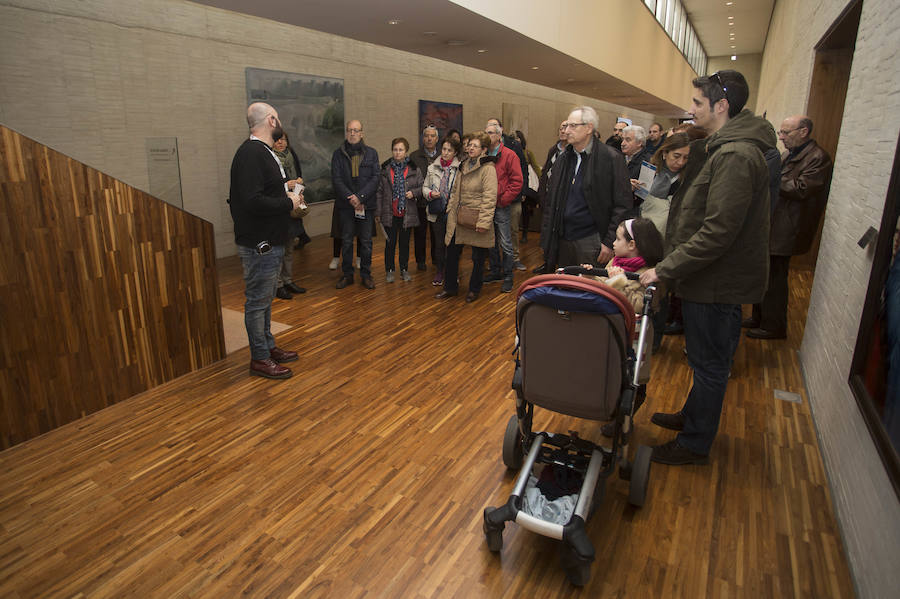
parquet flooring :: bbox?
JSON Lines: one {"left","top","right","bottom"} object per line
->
{"left": 0, "top": 234, "right": 855, "bottom": 597}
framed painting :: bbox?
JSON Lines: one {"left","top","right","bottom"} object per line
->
{"left": 418, "top": 100, "right": 463, "bottom": 144}
{"left": 246, "top": 67, "right": 344, "bottom": 203}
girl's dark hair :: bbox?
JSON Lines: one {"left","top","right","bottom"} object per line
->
{"left": 622, "top": 217, "right": 665, "bottom": 266}
{"left": 515, "top": 129, "right": 527, "bottom": 149}
{"left": 446, "top": 128, "right": 461, "bottom": 140}
{"left": 439, "top": 136, "right": 462, "bottom": 157}
{"left": 391, "top": 137, "right": 410, "bottom": 151}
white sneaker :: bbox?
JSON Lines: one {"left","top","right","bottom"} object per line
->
{"left": 386, "top": 270, "right": 395, "bottom": 283}
{"left": 400, "top": 269, "right": 412, "bottom": 282}
{"left": 328, "top": 257, "right": 339, "bottom": 270}
{"left": 355, "top": 257, "right": 361, "bottom": 269}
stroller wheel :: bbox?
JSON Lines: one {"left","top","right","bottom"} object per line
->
{"left": 502, "top": 414, "right": 524, "bottom": 470}
{"left": 628, "top": 445, "right": 652, "bottom": 507}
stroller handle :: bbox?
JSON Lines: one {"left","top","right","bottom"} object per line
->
{"left": 558, "top": 265, "right": 641, "bottom": 281}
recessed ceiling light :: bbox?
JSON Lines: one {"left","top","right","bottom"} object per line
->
{"left": 531, "top": 66, "right": 539, "bottom": 70}
{"left": 567, "top": 78, "right": 575, "bottom": 82}
{"left": 477, "top": 49, "right": 487, "bottom": 53}
{"left": 726, "top": 2, "right": 733, "bottom": 5}
{"left": 387, "top": 19, "right": 401, "bottom": 25}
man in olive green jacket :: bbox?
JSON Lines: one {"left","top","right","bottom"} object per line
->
{"left": 640, "top": 70, "right": 777, "bottom": 465}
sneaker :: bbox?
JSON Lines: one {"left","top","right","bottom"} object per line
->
{"left": 386, "top": 270, "right": 395, "bottom": 283}
{"left": 329, "top": 257, "right": 340, "bottom": 270}
{"left": 651, "top": 440, "right": 709, "bottom": 465}
{"left": 514, "top": 261, "right": 527, "bottom": 271}
{"left": 501, "top": 278, "right": 513, "bottom": 293}
{"left": 400, "top": 269, "right": 412, "bottom": 282}
{"left": 483, "top": 273, "right": 503, "bottom": 284}
{"left": 432, "top": 272, "right": 444, "bottom": 286}
{"left": 650, "top": 411, "right": 685, "bottom": 431}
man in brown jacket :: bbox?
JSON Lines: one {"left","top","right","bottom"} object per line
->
{"left": 745, "top": 116, "right": 833, "bottom": 339}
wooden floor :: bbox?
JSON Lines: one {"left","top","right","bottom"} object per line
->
{"left": 0, "top": 234, "right": 855, "bottom": 598}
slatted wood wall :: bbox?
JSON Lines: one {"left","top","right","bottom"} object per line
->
{"left": 0, "top": 125, "right": 225, "bottom": 449}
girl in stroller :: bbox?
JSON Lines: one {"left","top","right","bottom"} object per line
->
{"left": 584, "top": 217, "right": 664, "bottom": 313}
{"left": 582, "top": 217, "right": 664, "bottom": 437}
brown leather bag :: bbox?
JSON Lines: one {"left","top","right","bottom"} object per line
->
{"left": 457, "top": 205, "right": 480, "bottom": 229}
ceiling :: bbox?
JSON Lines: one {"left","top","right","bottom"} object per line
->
{"left": 194, "top": 0, "right": 774, "bottom": 118}
{"left": 683, "top": 0, "right": 775, "bottom": 56}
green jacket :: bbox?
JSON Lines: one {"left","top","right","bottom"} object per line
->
{"left": 656, "top": 110, "right": 777, "bottom": 304}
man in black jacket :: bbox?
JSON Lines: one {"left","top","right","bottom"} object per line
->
{"left": 543, "top": 106, "right": 632, "bottom": 270}
{"left": 408, "top": 124, "right": 440, "bottom": 271}
{"left": 229, "top": 102, "right": 304, "bottom": 379}
{"left": 331, "top": 119, "right": 380, "bottom": 289}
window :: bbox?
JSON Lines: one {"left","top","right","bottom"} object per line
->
{"left": 640, "top": 0, "right": 707, "bottom": 74}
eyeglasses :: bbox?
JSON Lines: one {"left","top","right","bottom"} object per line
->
{"left": 778, "top": 128, "right": 800, "bottom": 136}
{"left": 346, "top": 128, "right": 363, "bottom": 134}
{"left": 563, "top": 122, "right": 587, "bottom": 129}
{"left": 709, "top": 71, "right": 729, "bottom": 98}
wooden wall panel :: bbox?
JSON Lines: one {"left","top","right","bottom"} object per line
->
{"left": 0, "top": 124, "right": 225, "bottom": 449}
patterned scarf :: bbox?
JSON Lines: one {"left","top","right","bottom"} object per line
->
{"left": 438, "top": 159, "right": 454, "bottom": 202}
{"left": 391, "top": 158, "right": 409, "bottom": 214}
{"left": 611, "top": 255, "right": 647, "bottom": 272}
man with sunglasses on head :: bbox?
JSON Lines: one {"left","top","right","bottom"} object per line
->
{"left": 640, "top": 70, "right": 777, "bottom": 466}
{"left": 229, "top": 102, "right": 305, "bottom": 379}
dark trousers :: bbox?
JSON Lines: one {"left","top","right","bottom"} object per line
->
{"left": 676, "top": 301, "right": 742, "bottom": 455}
{"left": 430, "top": 214, "right": 448, "bottom": 271}
{"left": 444, "top": 235, "right": 488, "bottom": 294}
{"left": 752, "top": 255, "right": 791, "bottom": 334}
{"left": 339, "top": 209, "right": 373, "bottom": 279}
{"left": 557, "top": 232, "right": 602, "bottom": 268}
{"left": 414, "top": 205, "right": 428, "bottom": 267}
{"left": 384, "top": 215, "right": 411, "bottom": 272}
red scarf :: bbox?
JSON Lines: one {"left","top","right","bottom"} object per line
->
{"left": 611, "top": 255, "right": 646, "bottom": 272}
{"left": 440, "top": 157, "right": 452, "bottom": 167}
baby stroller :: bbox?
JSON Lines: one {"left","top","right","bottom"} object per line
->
{"left": 483, "top": 266, "right": 656, "bottom": 586}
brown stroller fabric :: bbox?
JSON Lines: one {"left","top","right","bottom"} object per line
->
{"left": 516, "top": 275, "right": 636, "bottom": 421}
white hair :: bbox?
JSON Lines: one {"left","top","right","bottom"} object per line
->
{"left": 570, "top": 106, "right": 599, "bottom": 130}
{"left": 623, "top": 125, "right": 646, "bottom": 145}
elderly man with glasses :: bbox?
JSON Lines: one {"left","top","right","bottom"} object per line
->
{"left": 745, "top": 115, "right": 833, "bottom": 340}
{"left": 482, "top": 120, "right": 523, "bottom": 293}
{"left": 331, "top": 119, "right": 380, "bottom": 289}
{"left": 542, "top": 106, "right": 631, "bottom": 271}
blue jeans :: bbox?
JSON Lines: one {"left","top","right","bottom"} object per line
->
{"left": 444, "top": 235, "right": 488, "bottom": 294}
{"left": 384, "top": 215, "right": 411, "bottom": 272}
{"left": 488, "top": 204, "right": 514, "bottom": 278}
{"left": 339, "top": 209, "right": 373, "bottom": 279}
{"left": 238, "top": 244, "right": 284, "bottom": 361}
{"left": 677, "top": 300, "right": 742, "bottom": 454}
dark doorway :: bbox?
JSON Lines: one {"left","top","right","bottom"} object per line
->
{"left": 794, "top": 0, "right": 862, "bottom": 270}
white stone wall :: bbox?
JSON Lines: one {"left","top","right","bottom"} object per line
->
{"left": 0, "top": 0, "right": 656, "bottom": 257}
{"left": 756, "top": 1, "right": 900, "bottom": 597}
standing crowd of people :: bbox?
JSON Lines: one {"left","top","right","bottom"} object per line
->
{"left": 228, "top": 67, "right": 833, "bottom": 467}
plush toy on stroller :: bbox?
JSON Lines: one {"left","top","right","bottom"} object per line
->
{"left": 483, "top": 266, "right": 656, "bottom": 586}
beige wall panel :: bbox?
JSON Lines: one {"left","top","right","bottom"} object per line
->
{"left": 756, "top": 1, "right": 900, "bottom": 597}
{"left": 0, "top": 0, "right": 660, "bottom": 257}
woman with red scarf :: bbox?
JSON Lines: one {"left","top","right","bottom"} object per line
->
{"left": 376, "top": 137, "right": 424, "bottom": 282}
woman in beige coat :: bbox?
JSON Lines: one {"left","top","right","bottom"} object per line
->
{"left": 435, "top": 131, "right": 498, "bottom": 303}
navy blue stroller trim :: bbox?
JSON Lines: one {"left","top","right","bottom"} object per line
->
{"left": 521, "top": 286, "right": 623, "bottom": 314}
